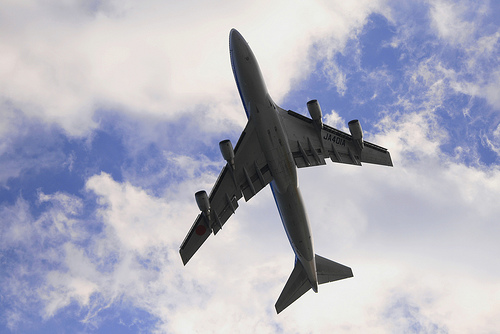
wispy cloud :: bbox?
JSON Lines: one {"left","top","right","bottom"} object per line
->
{"left": 1, "top": 0, "right": 499, "bottom": 333}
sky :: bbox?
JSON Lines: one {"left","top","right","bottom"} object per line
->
{"left": 1, "top": 0, "right": 499, "bottom": 333}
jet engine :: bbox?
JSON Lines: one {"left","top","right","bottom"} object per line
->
{"left": 307, "top": 99, "right": 323, "bottom": 129}
{"left": 348, "top": 119, "right": 364, "bottom": 150}
{"left": 195, "top": 190, "right": 210, "bottom": 214}
{"left": 219, "top": 139, "right": 235, "bottom": 169}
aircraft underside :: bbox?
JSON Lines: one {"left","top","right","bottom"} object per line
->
{"left": 179, "top": 28, "right": 393, "bottom": 313}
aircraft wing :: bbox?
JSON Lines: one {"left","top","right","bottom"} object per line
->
{"left": 179, "top": 119, "right": 273, "bottom": 265}
{"left": 280, "top": 109, "right": 393, "bottom": 168}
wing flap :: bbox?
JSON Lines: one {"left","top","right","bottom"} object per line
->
{"left": 207, "top": 165, "right": 242, "bottom": 236}
{"left": 291, "top": 138, "right": 327, "bottom": 168}
{"left": 281, "top": 109, "right": 392, "bottom": 168}
{"left": 240, "top": 163, "right": 273, "bottom": 201}
{"left": 360, "top": 142, "right": 393, "bottom": 166}
{"left": 180, "top": 118, "right": 273, "bottom": 265}
{"left": 211, "top": 191, "right": 239, "bottom": 235}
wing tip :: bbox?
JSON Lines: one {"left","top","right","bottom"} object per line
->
{"left": 179, "top": 249, "right": 190, "bottom": 266}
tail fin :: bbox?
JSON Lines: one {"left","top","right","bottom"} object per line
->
{"left": 275, "top": 255, "right": 353, "bottom": 314}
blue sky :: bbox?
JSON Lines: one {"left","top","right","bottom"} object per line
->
{"left": 1, "top": 0, "right": 499, "bottom": 333}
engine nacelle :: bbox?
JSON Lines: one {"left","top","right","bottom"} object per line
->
{"left": 348, "top": 119, "right": 364, "bottom": 150}
{"left": 195, "top": 190, "right": 210, "bottom": 214}
{"left": 219, "top": 139, "right": 235, "bottom": 169}
{"left": 307, "top": 99, "right": 323, "bottom": 129}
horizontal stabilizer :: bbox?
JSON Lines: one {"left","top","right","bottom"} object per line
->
{"left": 275, "top": 255, "right": 353, "bottom": 314}
{"left": 315, "top": 254, "right": 353, "bottom": 284}
{"left": 275, "top": 260, "right": 311, "bottom": 314}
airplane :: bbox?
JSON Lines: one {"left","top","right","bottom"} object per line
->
{"left": 180, "top": 29, "right": 393, "bottom": 314}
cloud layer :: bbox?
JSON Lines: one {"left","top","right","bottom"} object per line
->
{"left": 1, "top": 0, "right": 499, "bottom": 333}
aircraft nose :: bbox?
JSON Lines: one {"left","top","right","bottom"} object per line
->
{"left": 229, "top": 28, "right": 238, "bottom": 38}
{"left": 229, "top": 28, "right": 246, "bottom": 54}
{"left": 229, "top": 28, "right": 240, "bottom": 44}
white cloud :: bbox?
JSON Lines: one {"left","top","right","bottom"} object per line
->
{"left": 430, "top": 0, "right": 476, "bottom": 45}
{"left": 0, "top": 0, "right": 387, "bottom": 137}
{"left": 323, "top": 109, "right": 347, "bottom": 131}
{"left": 0, "top": 192, "right": 89, "bottom": 329}
{"left": 10, "top": 110, "right": 498, "bottom": 332}
{"left": 427, "top": 0, "right": 500, "bottom": 110}
{"left": 485, "top": 122, "right": 500, "bottom": 155}
{"left": 294, "top": 110, "right": 500, "bottom": 332}
{"left": 0, "top": 199, "right": 32, "bottom": 247}
{"left": 0, "top": 119, "right": 67, "bottom": 185}
{"left": 3, "top": 122, "right": 500, "bottom": 332}
{"left": 40, "top": 243, "right": 101, "bottom": 318}
{"left": 86, "top": 172, "right": 181, "bottom": 253}
{"left": 2, "top": 0, "right": 500, "bottom": 332}
{"left": 370, "top": 0, "right": 499, "bottom": 166}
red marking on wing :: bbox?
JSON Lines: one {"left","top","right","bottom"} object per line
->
{"left": 195, "top": 225, "right": 207, "bottom": 236}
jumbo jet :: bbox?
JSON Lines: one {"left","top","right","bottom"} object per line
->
{"left": 180, "top": 29, "right": 393, "bottom": 313}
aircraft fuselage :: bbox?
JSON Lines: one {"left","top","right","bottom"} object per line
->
{"left": 229, "top": 29, "right": 318, "bottom": 292}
